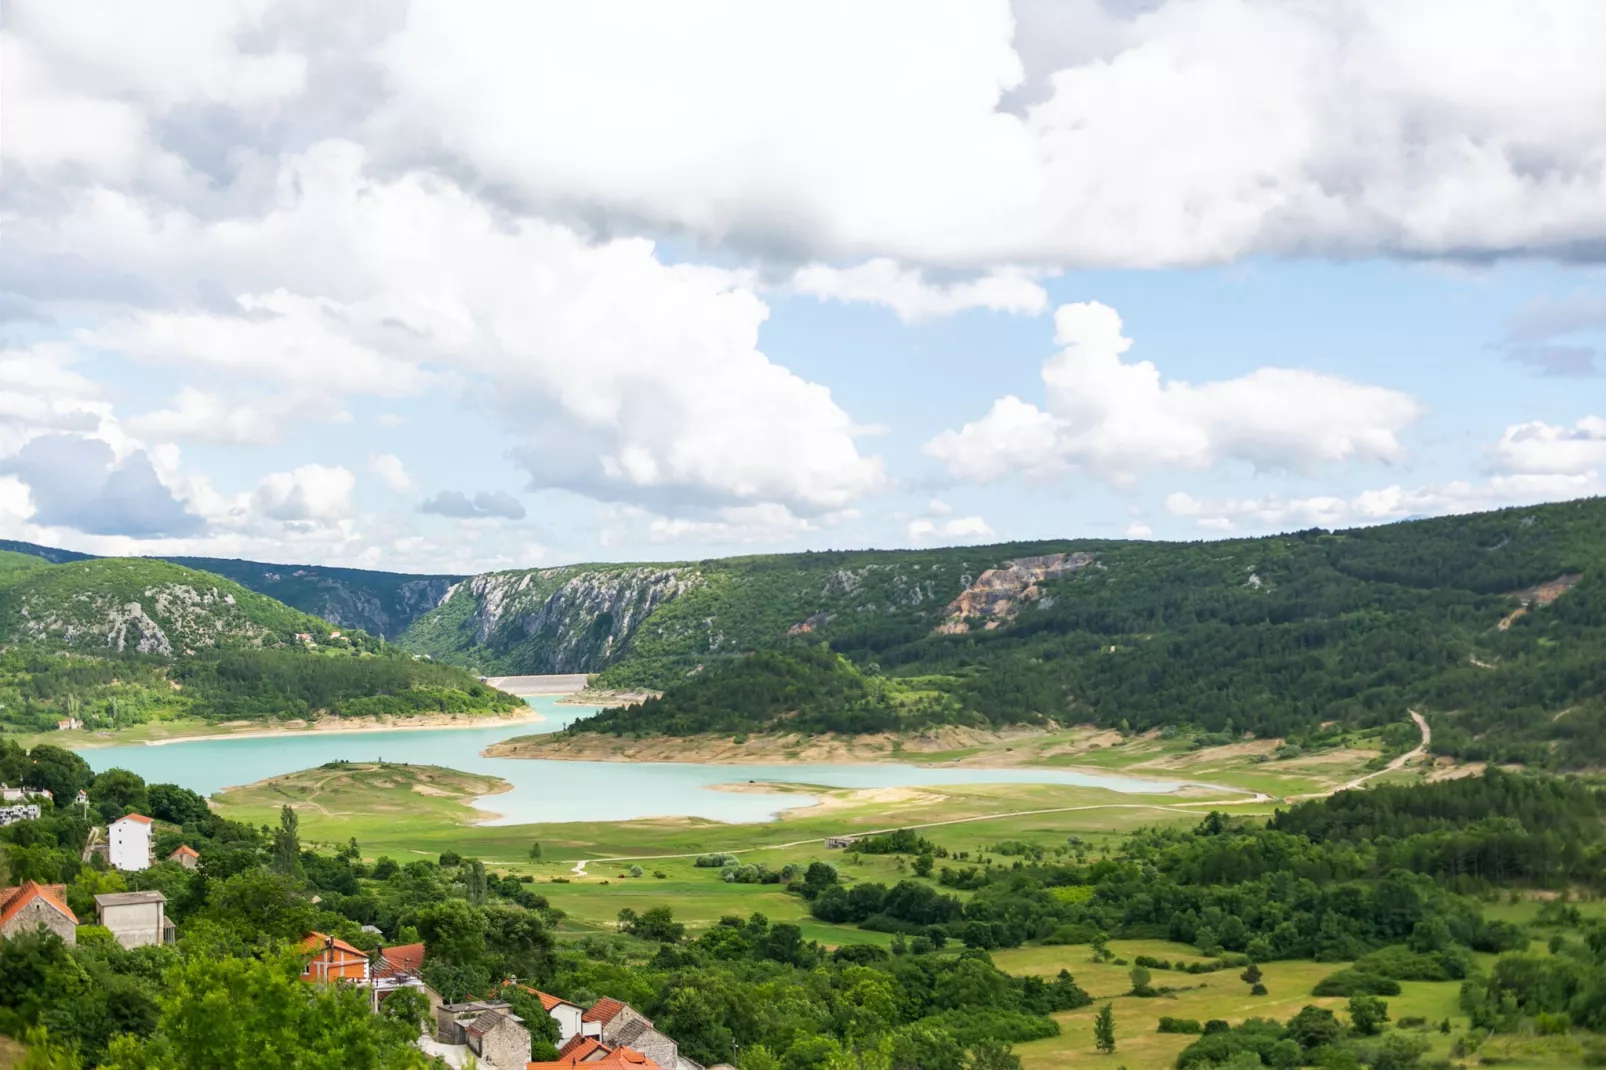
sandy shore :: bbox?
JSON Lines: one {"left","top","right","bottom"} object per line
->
{"left": 63, "top": 706, "right": 554, "bottom": 750}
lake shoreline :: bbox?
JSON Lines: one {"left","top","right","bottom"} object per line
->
{"left": 55, "top": 706, "right": 555, "bottom": 751}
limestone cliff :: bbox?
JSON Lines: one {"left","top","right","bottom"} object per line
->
{"left": 936, "top": 552, "right": 1096, "bottom": 633}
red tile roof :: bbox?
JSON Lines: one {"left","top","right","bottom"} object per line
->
{"left": 582, "top": 996, "right": 630, "bottom": 1025}
{"left": 378, "top": 941, "right": 426, "bottom": 974}
{"left": 528, "top": 1042, "right": 664, "bottom": 1069}
{"left": 299, "top": 931, "right": 365, "bottom": 958}
{"left": 0, "top": 882, "right": 76, "bottom": 929}
{"left": 114, "top": 814, "right": 153, "bottom": 825}
{"left": 558, "top": 1037, "right": 602, "bottom": 1059}
{"left": 168, "top": 845, "right": 200, "bottom": 859}
{"left": 519, "top": 986, "right": 578, "bottom": 1012}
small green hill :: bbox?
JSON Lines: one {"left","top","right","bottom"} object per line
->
{"left": 0, "top": 557, "right": 338, "bottom": 655}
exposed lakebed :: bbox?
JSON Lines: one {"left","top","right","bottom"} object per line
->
{"left": 84, "top": 696, "right": 1215, "bottom": 825}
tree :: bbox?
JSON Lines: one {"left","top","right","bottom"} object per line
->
{"left": 1348, "top": 994, "right": 1389, "bottom": 1036}
{"left": 22, "top": 746, "right": 93, "bottom": 801}
{"left": 381, "top": 987, "right": 432, "bottom": 1036}
{"left": 1094, "top": 1003, "right": 1116, "bottom": 1054}
{"left": 89, "top": 769, "right": 149, "bottom": 822}
{"left": 967, "top": 1039, "right": 1022, "bottom": 1070}
{"left": 1128, "top": 966, "right": 1153, "bottom": 997}
{"left": 464, "top": 859, "right": 487, "bottom": 906}
{"left": 1240, "top": 963, "right": 1263, "bottom": 986}
{"left": 528, "top": 842, "right": 542, "bottom": 861}
{"left": 270, "top": 805, "right": 300, "bottom": 877}
{"left": 914, "top": 853, "right": 934, "bottom": 878}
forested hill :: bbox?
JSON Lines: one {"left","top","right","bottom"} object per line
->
{"left": 563, "top": 497, "right": 1606, "bottom": 769}
{"left": 0, "top": 557, "right": 521, "bottom": 733}
{"left": 0, "top": 540, "right": 460, "bottom": 638}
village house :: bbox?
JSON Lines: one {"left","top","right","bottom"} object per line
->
{"left": 433, "top": 1000, "right": 531, "bottom": 1069}
{"left": 583, "top": 998, "right": 700, "bottom": 1070}
{"left": 0, "top": 804, "right": 40, "bottom": 827}
{"left": 57, "top": 717, "right": 82, "bottom": 731}
{"left": 371, "top": 941, "right": 437, "bottom": 1014}
{"left": 300, "top": 932, "right": 370, "bottom": 984}
{"left": 0, "top": 882, "right": 77, "bottom": 945}
{"left": 524, "top": 988, "right": 591, "bottom": 1046}
{"left": 108, "top": 813, "right": 154, "bottom": 871}
{"left": 531, "top": 1036, "right": 668, "bottom": 1068}
{"left": 167, "top": 845, "right": 200, "bottom": 869}
{"left": 95, "top": 890, "right": 173, "bottom": 948}
{"left": 0, "top": 784, "right": 51, "bottom": 803}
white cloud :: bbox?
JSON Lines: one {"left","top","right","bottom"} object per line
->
{"left": 927, "top": 498, "right": 954, "bottom": 516}
{"left": 1165, "top": 413, "right": 1606, "bottom": 534}
{"left": 368, "top": 0, "right": 1606, "bottom": 268}
{"left": 1125, "top": 521, "right": 1153, "bottom": 539}
{"left": 908, "top": 515, "right": 995, "bottom": 542}
{"left": 597, "top": 502, "right": 850, "bottom": 546}
{"left": 792, "top": 261, "right": 1048, "bottom": 322}
{"left": 927, "top": 302, "right": 1423, "bottom": 485}
{"left": 367, "top": 453, "right": 414, "bottom": 494}
{"left": 13, "top": 142, "right": 885, "bottom": 517}
{"left": 125, "top": 387, "right": 346, "bottom": 447}
{"left": 1489, "top": 416, "right": 1606, "bottom": 476}
{"left": 254, "top": 464, "right": 356, "bottom": 522}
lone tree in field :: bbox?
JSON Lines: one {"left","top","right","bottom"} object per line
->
{"left": 1094, "top": 1003, "right": 1117, "bottom": 1054}
{"left": 1241, "top": 962, "right": 1263, "bottom": 986}
{"left": 529, "top": 841, "right": 542, "bottom": 861}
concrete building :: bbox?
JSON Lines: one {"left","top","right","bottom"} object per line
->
{"left": 95, "top": 890, "right": 172, "bottom": 948}
{"left": 168, "top": 845, "right": 200, "bottom": 869}
{"left": 1, "top": 882, "right": 77, "bottom": 945}
{"left": 527, "top": 989, "right": 590, "bottom": 1045}
{"left": 0, "top": 804, "right": 40, "bottom": 827}
{"left": 300, "top": 932, "right": 370, "bottom": 984}
{"left": 108, "top": 813, "right": 154, "bottom": 871}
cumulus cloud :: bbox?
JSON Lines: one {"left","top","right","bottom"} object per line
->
{"left": 908, "top": 515, "right": 995, "bottom": 542}
{"left": 0, "top": 433, "right": 202, "bottom": 536}
{"left": 1495, "top": 294, "right": 1605, "bottom": 378}
{"left": 366, "top": 0, "right": 1606, "bottom": 268}
{"left": 1489, "top": 416, "right": 1606, "bottom": 476}
{"left": 792, "top": 261, "right": 1048, "bottom": 322}
{"left": 927, "top": 302, "right": 1423, "bottom": 485}
{"left": 254, "top": 464, "right": 356, "bottom": 522}
{"left": 367, "top": 453, "right": 414, "bottom": 494}
{"left": 1166, "top": 414, "right": 1606, "bottom": 533}
{"left": 125, "top": 387, "right": 349, "bottom": 446}
{"left": 597, "top": 502, "right": 848, "bottom": 546}
{"left": 418, "top": 490, "right": 526, "bottom": 520}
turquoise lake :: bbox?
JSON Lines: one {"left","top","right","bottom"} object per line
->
{"left": 83, "top": 696, "right": 1205, "bottom": 825}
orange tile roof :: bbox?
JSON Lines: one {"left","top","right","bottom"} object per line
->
{"left": 583, "top": 996, "right": 629, "bottom": 1025}
{"left": 527, "top": 1043, "right": 664, "bottom": 1069}
{"left": 299, "top": 931, "right": 366, "bottom": 958}
{"left": 519, "top": 986, "right": 578, "bottom": 1012}
{"left": 378, "top": 941, "right": 425, "bottom": 974}
{"left": 0, "top": 882, "right": 77, "bottom": 928}
{"left": 557, "top": 1037, "right": 603, "bottom": 1059}
{"left": 169, "top": 845, "right": 200, "bottom": 859}
{"left": 115, "top": 814, "right": 153, "bottom": 825}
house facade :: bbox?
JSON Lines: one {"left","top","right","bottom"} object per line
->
{"left": 0, "top": 882, "right": 77, "bottom": 945}
{"left": 108, "top": 813, "right": 154, "bottom": 871}
{"left": 528, "top": 989, "right": 590, "bottom": 1045}
{"left": 584, "top": 999, "right": 696, "bottom": 1070}
{"left": 435, "top": 1000, "right": 532, "bottom": 1068}
{"left": 168, "top": 845, "right": 200, "bottom": 869}
{"left": 95, "top": 890, "right": 172, "bottom": 948}
{"left": 300, "top": 932, "right": 370, "bottom": 984}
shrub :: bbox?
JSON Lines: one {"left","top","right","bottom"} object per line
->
{"left": 1312, "top": 969, "right": 1401, "bottom": 997}
{"left": 695, "top": 853, "right": 739, "bottom": 868}
{"left": 1157, "top": 1017, "right": 1203, "bottom": 1035}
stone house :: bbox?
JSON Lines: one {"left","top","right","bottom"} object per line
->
{"left": 94, "top": 890, "right": 173, "bottom": 948}
{"left": 435, "top": 1000, "right": 532, "bottom": 1068}
{"left": 529, "top": 1037, "right": 668, "bottom": 1067}
{"left": 0, "top": 882, "right": 77, "bottom": 945}
{"left": 465, "top": 1008, "right": 531, "bottom": 1069}
{"left": 584, "top": 999, "right": 698, "bottom": 1070}
{"left": 168, "top": 845, "right": 200, "bottom": 869}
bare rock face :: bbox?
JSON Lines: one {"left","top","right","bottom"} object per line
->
{"left": 937, "top": 552, "right": 1096, "bottom": 633}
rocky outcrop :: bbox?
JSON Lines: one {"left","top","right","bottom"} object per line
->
{"left": 19, "top": 582, "right": 279, "bottom": 653}
{"left": 937, "top": 552, "right": 1096, "bottom": 633}
{"left": 429, "top": 566, "right": 702, "bottom": 673}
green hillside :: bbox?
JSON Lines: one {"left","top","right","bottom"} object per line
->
{"left": 0, "top": 540, "right": 458, "bottom": 637}
{"left": 560, "top": 497, "right": 1606, "bottom": 769}
{"left": 0, "top": 558, "right": 519, "bottom": 734}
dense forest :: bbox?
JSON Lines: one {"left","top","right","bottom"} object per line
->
{"left": 572, "top": 498, "right": 1606, "bottom": 768}
{"left": 4, "top": 760, "right": 1603, "bottom": 1067}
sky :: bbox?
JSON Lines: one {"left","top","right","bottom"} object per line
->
{"left": 1, "top": 0, "right": 1603, "bottom": 575}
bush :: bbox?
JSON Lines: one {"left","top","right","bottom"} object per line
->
{"left": 1312, "top": 969, "right": 1402, "bottom": 997}
{"left": 1158, "top": 1017, "right": 1203, "bottom": 1034}
{"left": 695, "top": 853, "right": 739, "bottom": 868}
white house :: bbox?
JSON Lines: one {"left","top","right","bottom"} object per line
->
{"left": 529, "top": 990, "right": 589, "bottom": 1045}
{"left": 108, "top": 813, "right": 154, "bottom": 871}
